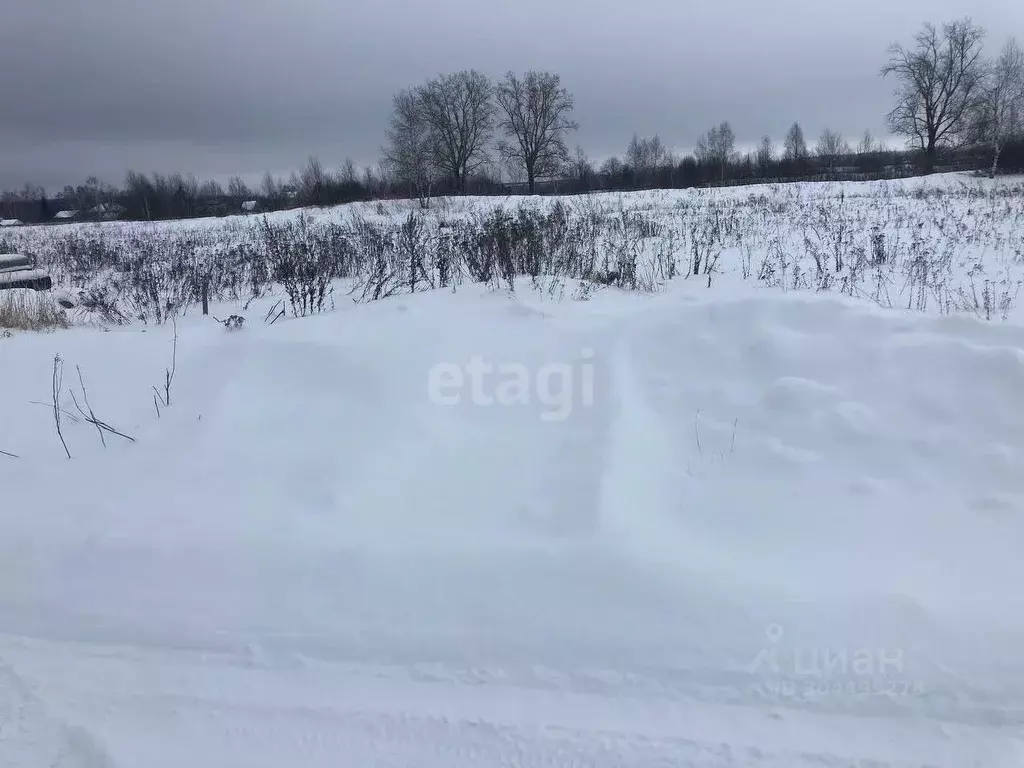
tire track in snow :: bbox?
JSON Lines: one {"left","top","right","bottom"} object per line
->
{"left": 598, "top": 337, "right": 695, "bottom": 569}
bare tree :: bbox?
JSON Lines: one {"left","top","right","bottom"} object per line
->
{"left": 199, "top": 179, "right": 224, "bottom": 199}
{"left": 261, "top": 171, "right": 284, "bottom": 207}
{"left": 625, "top": 133, "right": 645, "bottom": 174}
{"left": 626, "top": 134, "right": 669, "bottom": 184}
{"left": 417, "top": 70, "right": 494, "bottom": 194}
{"left": 816, "top": 128, "right": 851, "bottom": 172}
{"left": 600, "top": 156, "right": 624, "bottom": 179}
{"left": 382, "top": 88, "right": 436, "bottom": 207}
{"left": 881, "top": 18, "right": 987, "bottom": 166}
{"left": 695, "top": 122, "right": 735, "bottom": 181}
{"left": 783, "top": 122, "right": 809, "bottom": 163}
{"left": 340, "top": 157, "right": 359, "bottom": 185}
{"left": 299, "top": 156, "right": 329, "bottom": 205}
{"left": 622, "top": 134, "right": 671, "bottom": 184}
{"left": 570, "top": 146, "right": 596, "bottom": 187}
{"left": 972, "top": 38, "right": 1024, "bottom": 177}
{"left": 857, "top": 129, "right": 878, "bottom": 154}
{"left": 648, "top": 135, "right": 668, "bottom": 170}
{"left": 362, "top": 165, "right": 379, "bottom": 197}
{"left": 756, "top": 135, "right": 775, "bottom": 176}
{"left": 227, "top": 176, "right": 250, "bottom": 200}
{"left": 496, "top": 70, "right": 579, "bottom": 193}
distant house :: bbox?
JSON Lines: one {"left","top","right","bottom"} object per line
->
{"left": 241, "top": 200, "right": 259, "bottom": 213}
{"left": 88, "top": 203, "right": 125, "bottom": 221}
{"left": 0, "top": 219, "right": 22, "bottom": 228}
{"left": 54, "top": 209, "right": 79, "bottom": 221}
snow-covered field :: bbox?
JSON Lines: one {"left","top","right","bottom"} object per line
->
{"left": 2, "top": 171, "right": 1023, "bottom": 326}
{"left": 2, "top": 176, "right": 1024, "bottom": 766}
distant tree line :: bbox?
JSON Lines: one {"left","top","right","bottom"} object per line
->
{"left": 1, "top": 18, "right": 1021, "bottom": 225}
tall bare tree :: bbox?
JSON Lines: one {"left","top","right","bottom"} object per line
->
{"left": 362, "top": 165, "right": 380, "bottom": 197}
{"left": 339, "top": 157, "right": 359, "bottom": 185}
{"left": 626, "top": 133, "right": 645, "bottom": 176}
{"left": 382, "top": 88, "right": 436, "bottom": 207}
{"left": 299, "top": 156, "right": 328, "bottom": 205}
{"left": 857, "top": 129, "right": 877, "bottom": 154}
{"left": 756, "top": 135, "right": 775, "bottom": 176}
{"left": 260, "top": 172, "right": 283, "bottom": 207}
{"left": 816, "top": 128, "right": 851, "bottom": 172}
{"left": 626, "top": 133, "right": 668, "bottom": 183}
{"left": 695, "top": 122, "right": 735, "bottom": 181}
{"left": 570, "top": 146, "right": 596, "bottom": 187}
{"left": 199, "top": 179, "right": 224, "bottom": 199}
{"left": 783, "top": 122, "right": 809, "bottom": 163}
{"left": 881, "top": 18, "right": 987, "bottom": 166}
{"left": 496, "top": 70, "right": 578, "bottom": 193}
{"left": 972, "top": 38, "right": 1024, "bottom": 177}
{"left": 417, "top": 70, "right": 494, "bottom": 194}
{"left": 227, "top": 176, "right": 250, "bottom": 201}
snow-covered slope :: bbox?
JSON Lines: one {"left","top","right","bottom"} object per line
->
{"left": 1, "top": 278, "right": 1023, "bottom": 766}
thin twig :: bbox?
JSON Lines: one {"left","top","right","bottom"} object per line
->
{"left": 72, "top": 405, "right": 135, "bottom": 442}
{"left": 0, "top": 449, "right": 18, "bottom": 459}
{"left": 29, "top": 400, "right": 81, "bottom": 422}
{"left": 264, "top": 299, "right": 284, "bottom": 323}
{"left": 74, "top": 365, "right": 105, "bottom": 447}
{"left": 68, "top": 386, "right": 135, "bottom": 443}
{"left": 99, "top": 423, "right": 135, "bottom": 442}
{"left": 164, "top": 317, "right": 178, "bottom": 407}
{"left": 52, "top": 355, "right": 71, "bottom": 459}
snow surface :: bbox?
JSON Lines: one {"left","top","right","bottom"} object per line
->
{"left": 9, "top": 171, "right": 1010, "bottom": 237}
{"left": 2, "top": 273, "right": 1024, "bottom": 766}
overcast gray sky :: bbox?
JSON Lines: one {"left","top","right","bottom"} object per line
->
{"left": 1, "top": 0, "right": 1020, "bottom": 191}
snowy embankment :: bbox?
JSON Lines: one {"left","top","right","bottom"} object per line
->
{"left": 1, "top": 273, "right": 1023, "bottom": 766}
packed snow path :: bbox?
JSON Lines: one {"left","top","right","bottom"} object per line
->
{"left": 1, "top": 282, "right": 1023, "bottom": 766}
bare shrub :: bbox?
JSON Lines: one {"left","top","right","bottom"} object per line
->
{"left": 261, "top": 215, "right": 347, "bottom": 316}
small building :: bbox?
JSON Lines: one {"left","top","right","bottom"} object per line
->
{"left": 88, "top": 203, "right": 125, "bottom": 221}
{"left": 54, "top": 210, "right": 79, "bottom": 221}
{"left": 0, "top": 219, "right": 22, "bottom": 228}
{"left": 241, "top": 200, "right": 259, "bottom": 213}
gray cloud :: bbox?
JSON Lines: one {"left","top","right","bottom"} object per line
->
{"left": 1, "top": 0, "right": 1020, "bottom": 190}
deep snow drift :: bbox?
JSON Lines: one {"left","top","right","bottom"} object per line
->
{"left": 1, "top": 278, "right": 1023, "bottom": 766}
